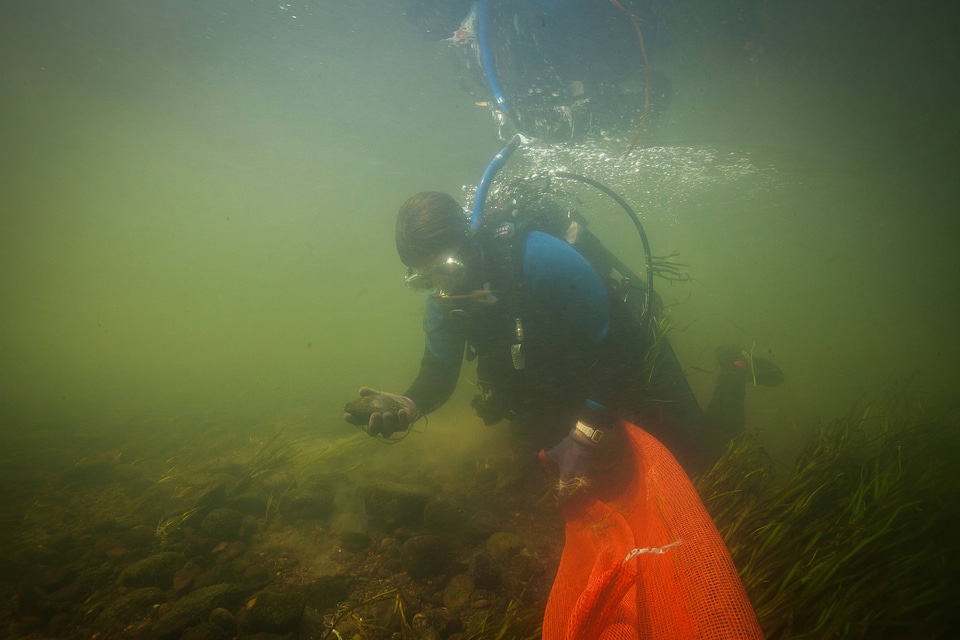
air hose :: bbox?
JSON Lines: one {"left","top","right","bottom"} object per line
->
{"left": 468, "top": 140, "right": 654, "bottom": 321}
{"left": 552, "top": 171, "right": 654, "bottom": 320}
{"left": 477, "top": 0, "right": 520, "bottom": 134}
{"left": 470, "top": 134, "right": 522, "bottom": 231}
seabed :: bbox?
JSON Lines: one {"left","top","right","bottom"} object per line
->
{"left": 1, "top": 385, "right": 956, "bottom": 639}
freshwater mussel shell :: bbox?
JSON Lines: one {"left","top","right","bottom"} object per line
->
{"left": 344, "top": 394, "right": 406, "bottom": 423}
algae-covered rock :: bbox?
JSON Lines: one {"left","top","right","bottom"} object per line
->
{"left": 94, "top": 587, "right": 165, "bottom": 631}
{"left": 485, "top": 532, "right": 524, "bottom": 566}
{"left": 509, "top": 552, "right": 544, "bottom": 579}
{"left": 302, "top": 573, "right": 353, "bottom": 611}
{"left": 117, "top": 552, "right": 184, "bottom": 588}
{"left": 285, "top": 472, "right": 342, "bottom": 521}
{"left": 208, "top": 606, "right": 237, "bottom": 632}
{"left": 360, "top": 481, "right": 432, "bottom": 530}
{"left": 179, "top": 622, "right": 230, "bottom": 640}
{"left": 245, "top": 590, "right": 306, "bottom": 633}
{"left": 423, "top": 496, "right": 465, "bottom": 533}
{"left": 443, "top": 572, "right": 475, "bottom": 612}
{"left": 504, "top": 552, "right": 545, "bottom": 598}
{"left": 151, "top": 583, "right": 251, "bottom": 639}
{"left": 464, "top": 510, "right": 500, "bottom": 542}
{"left": 469, "top": 551, "right": 501, "bottom": 591}
{"left": 400, "top": 535, "right": 450, "bottom": 578}
{"left": 200, "top": 508, "right": 243, "bottom": 540}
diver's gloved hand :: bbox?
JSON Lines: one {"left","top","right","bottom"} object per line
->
{"left": 539, "top": 416, "right": 623, "bottom": 498}
{"left": 343, "top": 386, "right": 419, "bottom": 438}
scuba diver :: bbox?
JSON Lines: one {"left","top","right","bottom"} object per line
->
{"left": 343, "top": 179, "right": 783, "bottom": 488}
{"left": 346, "top": 0, "right": 774, "bottom": 486}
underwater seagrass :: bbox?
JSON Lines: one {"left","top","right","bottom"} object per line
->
{"left": 697, "top": 387, "right": 960, "bottom": 639}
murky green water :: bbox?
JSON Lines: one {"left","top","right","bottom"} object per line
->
{"left": 1, "top": 0, "right": 956, "bottom": 512}
{"left": 1, "top": 2, "right": 489, "bottom": 442}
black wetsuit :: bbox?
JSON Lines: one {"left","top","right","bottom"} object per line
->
{"left": 402, "top": 228, "right": 713, "bottom": 471}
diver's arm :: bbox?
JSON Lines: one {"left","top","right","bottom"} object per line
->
{"left": 402, "top": 346, "right": 463, "bottom": 414}
{"left": 402, "top": 298, "right": 466, "bottom": 414}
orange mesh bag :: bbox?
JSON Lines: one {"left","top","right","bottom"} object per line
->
{"left": 542, "top": 420, "right": 762, "bottom": 640}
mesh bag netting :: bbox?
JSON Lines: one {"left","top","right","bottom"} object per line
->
{"left": 542, "top": 421, "right": 763, "bottom": 640}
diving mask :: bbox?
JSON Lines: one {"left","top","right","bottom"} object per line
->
{"left": 404, "top": 253, "right": 467, "bottom": 294}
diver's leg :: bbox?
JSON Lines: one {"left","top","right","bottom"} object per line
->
{"left": 704, "top": 368, "right": 748, "bottom": 441}
{"left": 647, "top": 338, "right": 705, "bottom": 427}
{"left": 629, "top": 337, "right": 711, "bottom": 472}
{"left": 704, "top": 345, "right": 784, "bottom": 452}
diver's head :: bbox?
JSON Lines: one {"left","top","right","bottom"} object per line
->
{"left": 396, "top": 192, "right": 470, "bottom": 293}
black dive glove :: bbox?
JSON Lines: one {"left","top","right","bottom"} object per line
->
{"left": 539, "top": 401, "right": 622, "bottom": 497}
{"left": 343, "top": 386, "right": 419, "bottom": 438}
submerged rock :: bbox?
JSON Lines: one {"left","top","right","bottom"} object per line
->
{"left": 244, "top": 590, "right": 306, "bottom": 633}
{"left": 469, "top": 551, "right": 501, "bottom": 591}
{"left": 463, "top": 510, "right": 500, "bottom": 542}
{"left": 179, "top": 622, "right": 230, "bottom": 640}
{"left": 340, "top": 531, "right": 371, "bottom": 553}
{"left": 423, "top": 496, "right": 465, "bottom": 533}
{"left": 151, "top": 583, "right": 252, "bottom": 640}
{"left": 360, "top": 481, "right": 432, "bottom": 530}
{"left": 400, "top": 535, "right": 450, "bottom": 578}
{"left": 117, "top": 552, "right": 184, "bottom": 588}
{"left": 443, "top": 573, "right": 475, "bottom": 612}
{"left": 285, "top": 472, "right": 341, "bottom": 521}
{"left": 200, "top": 508, "right": 243, "bottom": 540}
{"left": 302, "top": 573, "right": 353, "bottom": 612}
{"left": 208, "top": 606, "right": 237, "bottom": 633}
{"left": 94, "top": 587, "right": 165, "bottom": 632}
{"left": 485, "top": 532, "right": 524, "bottom": 566}
{"left": 504, "top": 552, "right": 545, "bottom": 598}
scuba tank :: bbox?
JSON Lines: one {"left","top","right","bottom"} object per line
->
{"left": 471, "top": 140, "right": 657, "bottom": 329}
